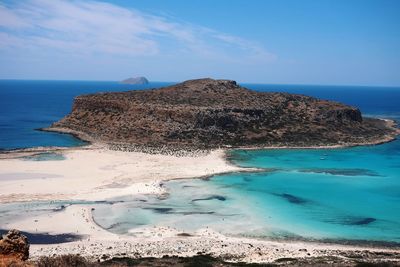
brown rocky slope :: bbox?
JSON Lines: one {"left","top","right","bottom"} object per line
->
{"left": 46, "top": 78, "right": 398, "bottom": 149}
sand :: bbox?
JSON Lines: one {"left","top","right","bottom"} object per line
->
{"left": 0, "top": 147, "right": 247, "bottom": 203}
{"left": 1, "top": 146, "right": 399, "bottom": 264}
{"left": 8, "top": 205, "right": 400, "bottom": 263}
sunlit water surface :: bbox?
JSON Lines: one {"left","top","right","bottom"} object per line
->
{"left": 1, "top": 81, "right": 399, "bottom": 244}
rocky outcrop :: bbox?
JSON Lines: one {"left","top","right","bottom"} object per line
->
{"left": 0, "top": 229, "right": 29, "bottom": 262}
{"left": 120, "top": 76, "right": 149, "bottom": 85}
{"left": 48, "top": 78, "right": 398, "bottom": 149}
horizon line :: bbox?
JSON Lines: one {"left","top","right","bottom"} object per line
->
{"left": 0, "top": 78, "right": 399, "bottom": 89}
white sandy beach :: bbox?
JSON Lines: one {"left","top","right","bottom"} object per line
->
{"left": 1, "top": 146, "right": 399, "bottom": 263}
{"left": 7, "top": 205, "right": 400, "bottom": 263}
{"left": 0, "top": 147, "right": 245, "bottom": 203}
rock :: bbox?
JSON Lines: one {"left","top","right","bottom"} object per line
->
{"left": 48, "top": 78, "right": 398, "bottom": 149}
{"left": 0, "top": 229, "right": 30, "bottom": 261}
{"left": 120, "top": 76, "right": 149, "bottom": 85}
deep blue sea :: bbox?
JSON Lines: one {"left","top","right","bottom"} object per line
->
{"left": 0, "top": 80, "right": 399, "bottom": 150}
{"left": 1, "top": 80, "right": 399, "bottom": 244}
{"left": 0, "top": 80, "right": 174, "bottom": 150}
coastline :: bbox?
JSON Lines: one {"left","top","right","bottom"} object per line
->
{"left": 9, "top": 205, "right": 400, "bottom": 263}
{"left": 1, "top": 147, "right": 400, "bottom": 264}
{"left": 236, "top": 118, "right": 399, "bottom": 151}
{"left": 1, "top": 118, "right": 399, "bottom": 264}
{"left": 0, "top": 147, "right": 252, "bottom": 203}
{"left": 39, "top": 126, "right": 97, "bottom": 144}
{"left": 39, "top": 117, "right": 399, "bottom": 153}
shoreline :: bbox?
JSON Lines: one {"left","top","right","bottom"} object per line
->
{"left": 1, "top": 147, "right": 400, "bottom": 263}
{"left": 1, "top": 119, "right": 400, "bottom": 263}
{"left": 236, "top": 118, "right": 400, "bottom": 151}
{"left": 0, "top": 117, "right": 396, "bottom": 158}
{"left": 15, "top": 205, "right": 400, "bottom": 263}
{"left": 38, "top": 117, "right": 399, "bottom": 154}
{"left": 0, "top": 147, "right": 253, "bottom": 204}
{"left": 39, "top": 126, "right": 96, "bottom": 144}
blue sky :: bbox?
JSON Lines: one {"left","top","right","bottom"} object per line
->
{"left": 0, "top": 0, "right": 399, "bottom": 86}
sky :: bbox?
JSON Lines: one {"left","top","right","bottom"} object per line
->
{"left": 0, "top": 0, "right": 399, "bottom": 86}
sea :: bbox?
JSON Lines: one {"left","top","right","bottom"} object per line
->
{"left": 1, "top": 80, "right": 399, "bottom": 244}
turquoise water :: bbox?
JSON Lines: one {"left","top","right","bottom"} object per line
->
{"left": 22, "top": 152, "right": 66, "bottom": 161}
{"left": 91, "top": 139, "right": 400, "bottom": 243}
{"left": 1, "top": 80, "right": 399, "bottom": 244}
{"left": 222, "top": 143, "right": 400, "bottom": 242}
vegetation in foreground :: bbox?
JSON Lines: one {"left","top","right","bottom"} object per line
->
{"left": 1, "top": 254, "right": 393, "bottom": 267}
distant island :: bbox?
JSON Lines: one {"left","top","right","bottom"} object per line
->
{"left": 46, "top": 78, "right": 399, "bottom": 150}
{"left": 120, "top": 76, "right": 149, "bottom": 85}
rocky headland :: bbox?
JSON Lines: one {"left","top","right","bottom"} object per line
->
{"left": 2, "top": 79, "right": 400, "bottom": 266}
{"left": 45, "top": 78, "right": 398, "bottom": 150}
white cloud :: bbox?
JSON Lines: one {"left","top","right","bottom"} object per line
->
{"left": 0, "top": 5, "right": 30, "bottom": 28}
{"left": 0, "top": 0, "right": 275, "bottom": 61}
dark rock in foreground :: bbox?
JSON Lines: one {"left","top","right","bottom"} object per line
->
{"left": 0, "top": 229, "right": 29, "bottom": 264}
{"left": 48, "top": 78, "right": 398, "bottom": 149}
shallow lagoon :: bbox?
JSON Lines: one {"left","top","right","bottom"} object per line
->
{"left": 91, "top": 138, "right": 400, "bottom": 244}
{"left": 1, "top": 81, "right": 399, "bottom": 244}
{"left": 23, "top": 152, "right": 66, "bottom": 161}
{"left": 2, "top": 140, "right": 398, "bottom": 244}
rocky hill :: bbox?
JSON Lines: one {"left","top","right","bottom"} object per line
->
{"left": 47, "top": 78, "right": 398, "bottom": 149}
